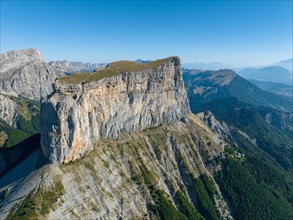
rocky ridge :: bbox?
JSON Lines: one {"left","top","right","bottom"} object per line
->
{"left": 0, "top": 49, "right": 65, "bottom": 100}
{"left": 183, "top": 69, "right": 293, "bottom": 112}
{"left": 41, "top": 56, "right": 190, "bottom": 164}
{"left": 0, "top": 49, "right": 65, "bottom": 129}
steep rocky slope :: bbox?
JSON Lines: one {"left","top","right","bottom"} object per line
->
{"left": 0, "top": 56, "right": 233, "bottom": 220}
{"left": 0, "top": 49, "right": 65, "bottom": 147}
{"left": 41, "top": 57, "right": 190, "bottom": 164}
{"left": 0, "top": 94, "right": 40, "bottom": 148}
{"left": 195, "top": 110, "right": 293, "bottom": 219}
{"left": 0, "top": 49, "right": 65, "bottom": 100}
{"left": 0, "top": 48, "right": 65, "bottom": 139}
{"left": 0, "top": 114, "right": 231, "bottom": 220}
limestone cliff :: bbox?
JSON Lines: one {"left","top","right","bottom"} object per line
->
{"left": 0, "top": 114, "right": 231, "bottom": 219}
{"left": 0, "top": 94, "right": 19, "bottom": 127}
{"left": 0, "top": 48, "right": 65, "bottom": 100}
{"left": 0, "top": 49, "right": 65, "bottom": 128}
{"left": 41, "top": 57, "right": 190, "bottom": 164}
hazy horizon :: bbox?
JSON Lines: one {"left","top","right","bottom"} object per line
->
{"left": 1, "top": 1, "right": 292, "bottom": 67}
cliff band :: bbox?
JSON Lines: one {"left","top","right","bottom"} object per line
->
{"left": 41, "top": 56, "right": 190, "bottom": 163}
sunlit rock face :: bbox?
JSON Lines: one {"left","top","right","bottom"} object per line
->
{"left": 41, "top": 56, "right": 190, "bottom": 164}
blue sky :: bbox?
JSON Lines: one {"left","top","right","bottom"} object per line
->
{"left": 1, "top": 1, "right": 292, "bottom": 66}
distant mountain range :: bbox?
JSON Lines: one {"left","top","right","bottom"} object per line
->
{"left": 135, "top": 59, "right": 152, "bottom": 64}
{"left": 48, "top": 60, "right": 107, "bottom": 74}
{"left": 183, "top": 58, "right": 293, "bottom": 85}
{"left": 183, "top": 62, "right": 228, "bottom": 70}
{"left": 237, "top": 66, "right": 292, "bottom": 85}
{"left": 183, "top": 69, "right": 293, "bottom": 112}
{"left": 248, "top": 79, "right": 293, "bottom": 97}
{"left": 277, "top": 58, "right": 293, "bottom": 71}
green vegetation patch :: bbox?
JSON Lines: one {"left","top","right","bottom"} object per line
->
{"left": 0, "top": 131, "right": 8, "bottom": 146}
{"left": 149, "top": 189, "right": 189, "bottom": 220}
{"left": 7, "top": 180, "right": 65, "bottom": 220}
{"left": 58, "top": 56, "right": 175, "bottom": 84}
{"left": 174, "top": 191, "right": 204, "bottom": 220}
{"left": 217, "top": 154, "right": 293, "bottom": 219}
{"left": 0, "top": 96, "right": 40, "bottom": 148}
{"left": 193, "top": 175, "right": 219, "bottom": 220}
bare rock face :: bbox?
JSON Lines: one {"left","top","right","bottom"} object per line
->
{"left": 0, "top": 94, "right": 19, "bottom": 127}
{"left": 0, "top": 49, "right": 65, "bottom": 100}
{"left": 41, "top": 56, "right": 190, "bottom": 164}
{"left": 0, "top": 48, "right": 43, "bottom": 74}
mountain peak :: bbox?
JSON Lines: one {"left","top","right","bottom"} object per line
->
{"left": 1, "top": 48, "right": 43, "bottom": 62}
{"left": 184, "top": 69, "right": 236, "bottom": 87}
{"left": 0, "top": 48, "right": 44, "bottom": 74}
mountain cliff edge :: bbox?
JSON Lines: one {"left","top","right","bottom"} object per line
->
{"left": 41, "top": 56, "right": 190, "bottom": 164}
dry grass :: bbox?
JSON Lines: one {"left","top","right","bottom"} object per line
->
{"left": 58, "top": 56, "right": 176, "bottom": 84}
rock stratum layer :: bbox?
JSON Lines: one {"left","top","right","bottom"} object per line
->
{"left": 41, "top": 56, "right": 190, "bottom": 164}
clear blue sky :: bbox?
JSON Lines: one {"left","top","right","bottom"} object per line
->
{"left": 1, "top": 1, "right": 292, "bottom": 66}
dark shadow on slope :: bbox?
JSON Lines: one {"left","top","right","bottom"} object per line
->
{"left": 0, "top": 134, "right": 43, "bottom": 178}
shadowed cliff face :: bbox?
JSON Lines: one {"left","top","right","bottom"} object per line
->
{"left": 41, "top": 57, "right": 190, "bottom": 164}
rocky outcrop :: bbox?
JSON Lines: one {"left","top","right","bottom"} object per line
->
{"left": 0, "top": 49, "right": 65, "bottom": 128}
{"left": 0, "top": 49, "right": 65, "bottom": 100}
{"left": 0, "top": 94, "right": 19, "bottom": 127}
{"left": 0, "top": 48, "right": 43, "bottom": 74}
{"left": 41, "top": 56, "right": 190, "bottom": 164}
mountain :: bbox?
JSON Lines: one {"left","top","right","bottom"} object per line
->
{"left": 0, "top": 57, "right": 233, "bottom": 219}
{"left": 1, "top": 54, "right": 293, "bottom": 220}
{"left": 194, "top": 97, "right": 293, "bottom": 167}
{"left": 197, "top": 108, "right": 293, "bottom": 219}
{"left": 277, "top": 58, "right": 293, "bottom": 71}
{"left": 0, "top": 95, "right": 40, "bottom": 148}
{"left": 237, "top": 65, "right": 293, "bottom": 85}
{"left": 183, "top": 67, "right": 293, "bottom": 218}
{"left": 183, "top": 62, "right": 228, "bottom": 70}
{"left": 135, "top": 59, "right": 152, "bottom": 64}
{"left": 41, "top": 57, "right": 190, "bottom": 163}
{"left": 0, "top": 49, "right": 65, "bottom": 148}
{"left": 248, "top": 79, "right": 293, "bottom": 97}
{"left": 0, "top": 49, "right": 65, "bottom": 100}
{"left": 183, "top": 69, "right": 293, "bottom": 112}
{"left": 1, "top": 113, "right": 233, "bottom": 219}
{"left": 47, "top": 60, "right": 107, "bottom": 74}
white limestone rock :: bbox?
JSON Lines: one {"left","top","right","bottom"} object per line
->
{"left": 41, "top": 56, "right": 190, "bottom": 163}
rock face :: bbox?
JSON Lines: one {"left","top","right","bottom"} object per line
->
{"left": 41, "top": 56, "right": 190, "bottom": 164}
{"left": 0, "top": 114, "right": 232, "bottom": 220}
{"left": 0, "top": 94, "right": 19, "bottom": 127}
{"left": 0, "top": 48, "right": 65, "bottom": 100}
{"left": 0, "top": 49, "right": 65, "bottom": 128}
{"left": 0, "top": 48, "right": 43, "bottom": 74}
